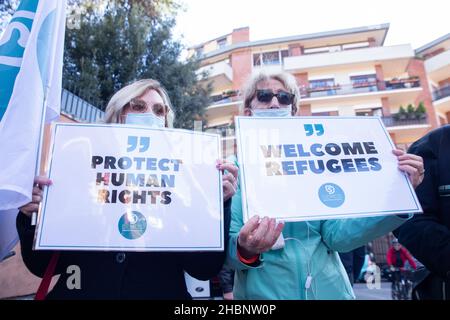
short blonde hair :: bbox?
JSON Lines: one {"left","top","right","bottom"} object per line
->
{"left": 241, "top": 70, "right": 300, "bottom": 115}
{"left": 103, "top": 79, "right": 174, "bottom": 127}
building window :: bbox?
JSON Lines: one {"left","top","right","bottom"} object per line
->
{"left": 253, "top": 53, "right": 262, "bottom": 66}
{"left": 304, "top": 46, "right": 330, "bottom": 55}
{"left": 217, "top": 38, "right": 227, "bottom": 48}
{"left": 281, "top": 50, "right": 289, "bottom": 64}
{"left": 350, "top": 74, "right": 377, "bottom": 85}
{"left": 262, "top": 51, "right": 280, "bottom": 65}
{"left": 350, "top": 74, "right": 377, "bottom": 92}
{"left": 328, "top": 45, "right": 341, "bottom": 53}
{"left": 309, "top": 78, "right": 337, "bottom": 97}
{"left": 342, "top": 41, "right": 369, "bottom": 50}
{"left": 355, "top": 108, "right": 382, "bottom": 116}
{"left": 310, "top": 78, "right": 335, "bottom": 89}
{"left": 253, "top": 50, "right": 288, "bottom": 66}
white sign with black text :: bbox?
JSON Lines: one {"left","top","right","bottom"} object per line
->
{"left": 35, "top": 123, "right": 224, "bottom": 251}
{"left": 235, "top": 116, "right": 422, "bottom": 222}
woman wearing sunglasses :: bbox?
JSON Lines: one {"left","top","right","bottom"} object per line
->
{"left": 17, "top": 79, "right": 238, "bottom": 299}
{"left": 226, "top": 71, "right": 425, "bottom": 299}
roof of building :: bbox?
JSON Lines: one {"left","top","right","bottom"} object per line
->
{"left": 415, "top": 33, "right": 450, "bottom": 55}
{"left": 197, "top": 23, "right": 390, "bottom": 60}
{"left": 190, "top": 26, "right": 249, "bottom": 50}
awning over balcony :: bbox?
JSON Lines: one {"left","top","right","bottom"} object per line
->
{"left": 204, "top": 100, "right": 240, "bottom": 128}
{"left": 284, "top": 44, "right": 414, "bottom": 78}
{"left": 425, "top": 50, "right": 450, "bottom": 84}
{"left": 197, "top": 60, "right": 233, "bottom": 92}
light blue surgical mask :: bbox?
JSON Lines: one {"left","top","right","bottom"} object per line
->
{"left": 252, "top": 107, "right": 291, "bottom": 117}
{"left": 125, "top": 113, "right": 165, "bottom": 128}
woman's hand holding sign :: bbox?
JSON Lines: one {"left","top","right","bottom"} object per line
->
{"left": 19, "top": 176, "right": 52, "bottom": 218}
{"left": 393, "top": 149, "right": 424, "bottom": 189}
{"left": 237, "top": 216, "right": 285, "bottom": 260}
{"left": 217, "top": 160, "right": 238, "bottom": 202}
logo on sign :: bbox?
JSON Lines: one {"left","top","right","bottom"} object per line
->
{"left": 318, "top": 183, "right": 345, "bottom": 208}
{"left": 118, "top": 211, "right": 147, "bottom": 239}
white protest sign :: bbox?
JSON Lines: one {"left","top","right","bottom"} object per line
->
{"left": 35, "top": 123, "right": 223, "bottom": 251}
{"left": 235, "top": 116, "right": 422, "bottom": 223}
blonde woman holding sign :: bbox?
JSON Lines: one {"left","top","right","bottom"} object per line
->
{"left": 226, "top": 70, "right": 424, "bottom": 300}
{"left": 17, "top": 79, "right": 238, "bottom": 299}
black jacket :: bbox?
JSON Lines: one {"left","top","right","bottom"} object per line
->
{"left": 17, "top": 199, "right": 231, "bottom": 300}
{"left": 394, "top": 125, "right": 450, "bottom": 297}
{"left": 217, "top": 264, "right": 234, "bottom": 294}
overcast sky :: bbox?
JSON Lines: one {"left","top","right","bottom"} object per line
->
{"left": 174, "top": 0, "right": 449, "bottom": 50}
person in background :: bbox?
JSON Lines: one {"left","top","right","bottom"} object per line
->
{"left": 386, "top": 238, "right": 417, "bottom": 272}
{"left": 339, "top": 246, "right": 366, "bottom": 286}
{"left": 394, "top": 125, "right": 450, "bottom": 300}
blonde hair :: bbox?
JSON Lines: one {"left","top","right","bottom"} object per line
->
{"left": 103, "top": 79, "right": 174, "bottom": 127}
{"left": 241, "top": 70, "right": 300, "bottom": 115}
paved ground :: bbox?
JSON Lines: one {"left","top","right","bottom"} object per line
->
{"left": 7, "top": 281, "right": 395, "bottom": 300}
{"left": 353, "top": 281, "right": 392, "bottom": 300}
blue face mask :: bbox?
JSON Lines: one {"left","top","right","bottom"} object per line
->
{"left": 125, "top": 113, "right": 165, "bottom": 128}
{"left": 252, "top": 107, "right": 291, "bottom": 117}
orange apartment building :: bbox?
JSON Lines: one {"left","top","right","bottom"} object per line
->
{"left": 416, "top": 33, "right": 450, "bottom": 125}
{"left": 190, "top": 24, "right": 447, "bottom": 155}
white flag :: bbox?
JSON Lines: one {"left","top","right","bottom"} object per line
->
{"left": 0, "top": 0, "right": 67, "bottom": 260}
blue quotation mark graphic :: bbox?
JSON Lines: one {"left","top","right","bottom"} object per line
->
{"left": 304, "top": 124, "right": 324, "bottom": 136}
{"left": 127, "top": 136, "right": 150, "bottom": 152}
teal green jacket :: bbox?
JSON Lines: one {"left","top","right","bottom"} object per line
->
{"left": 227, "top": 163, "right": 411, "bottom": 300}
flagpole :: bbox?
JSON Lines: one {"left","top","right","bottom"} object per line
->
{"left": 31, "top": 85, "right": 50, "bottom": 226}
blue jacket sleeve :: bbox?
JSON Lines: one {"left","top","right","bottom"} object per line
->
{"left": 320, "top": 215, "right": 409, "bottom": 253}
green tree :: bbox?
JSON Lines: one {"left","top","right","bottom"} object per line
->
{"left": 398, "top": 105, "right": 407, "bottom": 119}
{"left": 63, "top": 0, "right": 210, "bottom": 129}
{"left": 406, "top": 103, "right": 415, "bottom": 114}
{"left": 406, "top": 103, "right": 416, "bottom": 119}
{"left": 0, "top": 0, "right": 19, "bottom": 34}
{"left": 416, "top": 101, "right": 426, "bottom": 113}
{"left": 139, "top": 16, "right": 211, "bottom": 129}
{"left": 415, "top": 101, "right": 427, "bottom": 119}
{"left": 64, "top": 2, "right": 149, "bottom": 104}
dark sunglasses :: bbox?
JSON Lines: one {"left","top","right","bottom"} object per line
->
{"left": 127, "top": 98, "right": 168, "bottom": 118}
{"left": 256, "top": 89, "right": 294, "bottom": 105}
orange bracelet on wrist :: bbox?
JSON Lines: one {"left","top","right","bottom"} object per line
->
{"left": 237, "top": 248, "right": 259, "bottom": 264}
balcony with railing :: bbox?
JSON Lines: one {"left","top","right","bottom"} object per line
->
{"left": 433, "top": 85, "right": 450, "bottom": 101}
{"left": 300, "top": 77, "right": 421, "bottom": 99}
{"left": 210, "top": 90, "right": 241, "bottom": 105}
{"left": 424, "top": 49, "right": 450, "bottom": 83}
{"left": 381, "top": 115, "right": 428, "bottom": 127}
{"left": 197, "top": 60, "right": 233, "bottom": 84}
{"left": 384, "top": 77, "right": 421, "bottom": 90}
